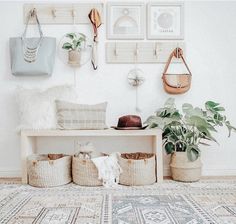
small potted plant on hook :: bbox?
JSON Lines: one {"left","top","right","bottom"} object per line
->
{"left": 62, "top": 33, "right": 86, "bottom": 66}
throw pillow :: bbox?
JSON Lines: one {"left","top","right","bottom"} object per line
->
{"left": 56, "top": 100, "right": 108, "bottom": 130}
{"left": 16, "top": 85, "right": 78, "bottom": 130}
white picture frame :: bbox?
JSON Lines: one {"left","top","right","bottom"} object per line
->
{"left": 107, "top": 2, "right": 145, "bottom": 40}
{"left": 147, "top": 2, "right": 184, "bottom": 40}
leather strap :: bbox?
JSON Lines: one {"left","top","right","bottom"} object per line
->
{"left": 163, "top": 48, "right": 192, "bottom": 75}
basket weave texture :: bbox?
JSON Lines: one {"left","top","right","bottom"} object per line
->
{"left": 119, "top": 153, "right": 156, "bottom": 186}
{"left": 72, "top": 156, "right": 102, "bottom": 186}
{"left": 170, "top": 152, "right": 202, "bottom": 182}
{"left": 27, "top": 154, "right": 72, "bottom": 187}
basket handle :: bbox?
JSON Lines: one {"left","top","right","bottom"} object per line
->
{"left": 32, "top": 160, "right": 37, "bottom": 166}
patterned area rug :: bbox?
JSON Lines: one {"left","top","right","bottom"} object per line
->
{"left": 0, "top": 179, "right": 236, "bottom": 223}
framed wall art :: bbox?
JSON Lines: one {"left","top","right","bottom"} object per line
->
{"left": 107, "top": 2, "right": 145, "bottom": 39}
{"left": 147, "top": 2, "right": 184, "bottom": 40}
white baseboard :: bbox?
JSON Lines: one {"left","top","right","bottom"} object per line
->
{"left": 0, "top": 168, "right": 21, "bottom": 178}
{"left": 164, "top": 167, "right": 236, "bottom": 177}
{"left": 0, "top": 168, "right": 235, "bottom": 179}
{"left": 202, "top": 169, "right": 236, "bottom": 176}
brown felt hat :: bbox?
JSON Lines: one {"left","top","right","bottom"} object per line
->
{"left": 111, "top": 115, "right": 147, "bottom": 130}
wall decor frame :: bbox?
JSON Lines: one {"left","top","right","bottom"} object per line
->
{"left": 107, "top": 2, "right": 145, "bottom": 40}
{"left": 147, "top": 2, "right": 184, "bottom": 40}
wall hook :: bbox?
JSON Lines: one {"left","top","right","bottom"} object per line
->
{"left": 114, "top": 42, "right": 118, "bottom": 57}
{"left": 134, "top": 43, "right": 139, "bottom": 57}
{"left": 29, "top": 8, "right": 37, "bottom": 18}
{"left": 174, "top": 47, "right": 183, "bottom": 59}
{"left": 154, "top": 42, "right": 158, "bottom": 57}
{"left": 176, "top": 43, "right": 181, "bottom": 58}
{"left": 72, "top": 9, "right": 76, "bottom": 18}
{"left": 51, "top": 8, "right": 56, "bottom": 18}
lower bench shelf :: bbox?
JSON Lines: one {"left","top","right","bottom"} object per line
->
{"left": 20, "top": 129, "right": 163, "bottom": 184}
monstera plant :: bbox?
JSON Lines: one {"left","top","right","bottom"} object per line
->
{"left": 145, "top": 98, "right": 235, "bottom": 182}
{"left": 146, "top": 98, "right": 235, "bottom": 161}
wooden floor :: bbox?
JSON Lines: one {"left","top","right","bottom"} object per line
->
{"left": 0, "top": 178, "right": 22, "bottom": 184}
{"left": 0, "top": 176, "right": 236, "bottom": 184}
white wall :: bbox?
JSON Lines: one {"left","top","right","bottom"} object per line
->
{"left": 0, "top": 1, "right": 236, "bottom": 177}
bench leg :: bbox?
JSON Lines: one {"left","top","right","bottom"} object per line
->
{"left": 21, "top": 135, "right": 36, "bottom": 184}
{"left": 153, "top": 135, "right": 163, "bottom": 183}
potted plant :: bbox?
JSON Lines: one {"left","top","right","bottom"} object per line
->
{"left": 62, "top": 33, "right": 86, "bottom": 66}
{"left": 145, "top": 98, "right": 236, "bottom": 182}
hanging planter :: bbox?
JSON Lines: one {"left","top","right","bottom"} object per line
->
{"left": 68, "top": 50, "right": 81, "bottom": 66}
{"left": 58, "top": 32, "right": 92, "bottom": 68}
{"left": 61, "top": 33, "right": 85, "bottom": 67}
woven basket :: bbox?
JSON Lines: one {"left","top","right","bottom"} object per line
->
{"left": 119, "top": 152, "right": 156, "bottom": 186}
{"left": 170, "top": 152, "right": 202, "bottom": 182}
{"left": 72, "top": 156, "right": 102, "bottom": 186}
{"left": 27, "top": 154, "right": 72, "bottom": 187}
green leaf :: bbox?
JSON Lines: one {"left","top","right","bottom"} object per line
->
{"left": 62, "top": 42, "right": 72, "bottom": 50}
{"left": 148, "top": 123, "right": 158, "bottom": 129}
{"left": 182, "top": 103, "right": 193, "bottom": 113}
{"left": 225, "top": 121, "right": 236, "bottom": 137}
{"left": 66, "top": 33, "right": 76, "bottom": 40}
{"left": 187, "top": 116, "right": 208, "bottom": 128}
{"left": 164, "top": 142, "right": 175, "bottom": 154}
{"left": 76, "top": 41, "right": 81, "bottom": 48}
{"left": 187, "top": 146, "right": 200, "bottom": 161}
{"left": 78, "top": 37, "right": 85, "bottom": 42}
{"left": 164, "top": 98, "right": 175, "bottom": 108}
{"left": 198, "top": 127, "right": 218, "bottom": 143}
{"left": 199, "top": 142, "right": 211, "bottom": 146}
{"left": 175, "top": 141, "right": 187, "bottom": 152}
{"left": 205, "top": 101, "right": 220, "bottom": 108}
{"left": 214, "top": 107, "right": 225, "bottom": 112}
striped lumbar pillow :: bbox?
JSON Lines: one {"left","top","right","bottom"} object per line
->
{"left": 55, "top": 100, "right": 108, "bottom": 130}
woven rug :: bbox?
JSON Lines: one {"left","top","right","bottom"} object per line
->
{"left": 0, "top": 179, "right": 236, "bottom": 223}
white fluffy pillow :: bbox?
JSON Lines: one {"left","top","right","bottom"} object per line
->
{"left": 16, "top": 85, "right": 78, "bottom": 130}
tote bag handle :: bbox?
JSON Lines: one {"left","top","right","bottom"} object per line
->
{"left": 21, "top": 9, "right": 44, "bottom": 63}
{"left": 22, "top": 9, "right": 43, "bottom": 40}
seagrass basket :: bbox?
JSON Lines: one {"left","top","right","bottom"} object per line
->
{"left": 72, "top": 156, "right": 102, "bottom": 186}
{"left": 27, "top": 154, "right": 72, "bottom": 187}
{"left": 170, "top": 152, "right": 202, "bottom": 182}
{"left": 119, "top": 152, "right": 156, "bottom": 186}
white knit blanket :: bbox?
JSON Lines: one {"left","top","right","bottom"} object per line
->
{"left": 91, "top": 153, "right": 122, "bottom": 187}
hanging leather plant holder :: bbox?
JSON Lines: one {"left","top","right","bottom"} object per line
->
{"left": 162, "top": 48, "right": 192, "bottom": 94}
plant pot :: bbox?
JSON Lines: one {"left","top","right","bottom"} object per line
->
{"left": 170, "top": 151, "right": 202, "bottom": 182}
{"left": 68, "top": 50, "right": 81, "bottom": 66}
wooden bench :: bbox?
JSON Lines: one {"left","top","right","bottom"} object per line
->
{"left": 21, "top": 129, "right": 163, "bottom": 184}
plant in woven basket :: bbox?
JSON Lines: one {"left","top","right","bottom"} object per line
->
{"left": 62, "top": 33, "right": 86, "bottom": 51}
{"left": 62, "top": 33, "right": 86, "bottom": 65}
{"left": 145, "top": 98, "right": 236, "bottom": 161}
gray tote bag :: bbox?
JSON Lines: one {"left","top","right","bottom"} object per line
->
{"left": 9, "top": 10, "right": 56, "bottom": 76}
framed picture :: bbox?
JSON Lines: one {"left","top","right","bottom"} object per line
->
{"left": 147, "top": 2, "right": 184, "bottom": 40}
{"left": 107, "top": 2, "right": 145, "bottom": 39}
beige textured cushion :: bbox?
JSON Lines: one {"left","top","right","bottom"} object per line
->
{"left": 56, "top": 100, "right": 108, "bottom": 130}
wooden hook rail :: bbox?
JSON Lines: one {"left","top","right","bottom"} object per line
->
{"left": 23, "top": 3, "right": 104, "bottom": 24}
{"left": 106, "top": 42, "right": 185, "bottom": 64}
